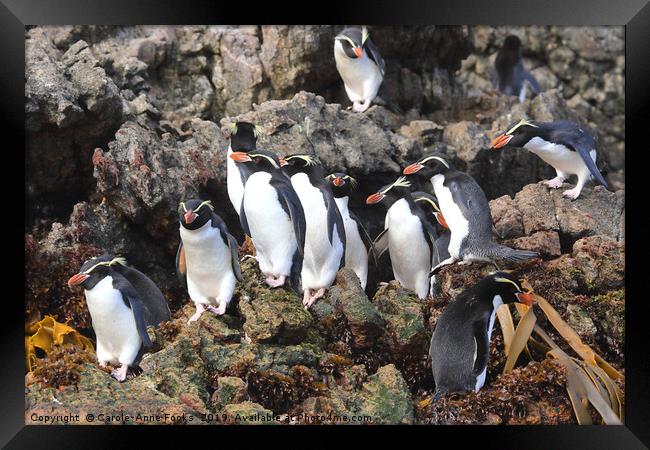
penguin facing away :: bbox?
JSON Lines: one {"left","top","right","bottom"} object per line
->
{"left": 230, "top": 149, "right": 306, "bottom": 292}
{"left": 67, "top": 254, "right": 171, "bottom": 381}
{"left": 325, "top": 172, "right": 374, "bottom": 290}
{"left": 491, "top": 119, "right": 609, "bottom": 200}
{"left": 430, "top": 272, "right": 533, "bottom": 397}
{"left": 283, "top": 154, "right": 346, "bottom": 309}
{"left": 334, "top": 26, "right": 385, "bottom": 113}
{"left": 493, "top": 35, "right": 541, "bottom": 103}
{"left": 176, "top": 199, "right": 242, "bottom": 323}
{"left": 366, "top": 176, "right": 441, "bottom": 300}
{"left": 226, "top": 122, "right": 263, "bottom": 216}
{"left": 403, "top": 153, "right": 538, "bottom": 275}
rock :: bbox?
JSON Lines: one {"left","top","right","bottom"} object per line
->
{"left": 570, "top": 235, "right": 625, "bottom": 292}
{"left": 565, "top": 304, "right": 597, "bottom": 338}
{"left": 212, "top": 377, "right": 249, "bottom": 410}
{"left": 490, "top": 195, "right": 524, "bottom": 239}
{"left": 509, "top": 230, "right": 562, "bottom": 258}
{"left": 444, "top": 120, "right": 491, "bottom": 163}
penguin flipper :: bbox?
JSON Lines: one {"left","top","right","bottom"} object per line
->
{"left": 472, "top": 316, "right": 491, "bottom": 378}
{"left": 213, "top": 214, "right": 243, "bottom": 282}
{"left": 325, "top": 191, "right": 346, "bottom": 251}
{"left": 372, "top": 228, "right": 390, "bottom": 261}
{"left": 175, "top": 242, "right": 187, "bottom": 286}
{"left": 239, "top": 200, "right": 251, "bottom": 236}
{"left": 273, "top": 181, "right": 307, "bottom": 255}
{"left": 523, "top": 70, "right": 541, "bottom": 94}
{"left": 350, "top": 211, "right": 376, "bottom": 264}
{"left": 570, "top": 140, "right": 609, "bottom": 189}
{"left": 364, "top": 37, "right": 385, "bottom": 76}
{"left": 111, "top": 271, "right": 153, "bottom": 349}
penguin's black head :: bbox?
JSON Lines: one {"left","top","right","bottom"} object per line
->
{"left": 179, "top": 199, "right": 214, "bottom": 230}
{"left": 503, "top": 35, "right": 522, "bottom": 51}
{"left": 228, "top": 121, "right": 263, "bottom": 153}
{"left": 482, "top": 272, "right": 533, "bottom": 306}
{"left": 335, "top": 26, "right": 369, "bottom": 59}
{"left": 491, "top": 119, "right": 541, "bottom": 149}
{"left": 403, "top": 153, "right": 453, "bottom": 178}
{"left": 326, "top": 172, "right": 357, "bottom": 198}
{"left": 230, "top": 149, "right": 284, "bottom": 172}
{"left": 68, "top": 254, "right": 126, "bottom": 290}
{"left": 282, "top": 153, "right": 322, "bottom": 178}
{"left": 411, "top": 191, "right": 449, "bottom": 230}
{"left": 366, "top": 176, "right": 412, "bottom": 205}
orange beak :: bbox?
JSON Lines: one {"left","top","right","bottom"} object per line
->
{"left": 490, "top": 134, "right": 513, "bottom": 149}
{"left": 184, "top": 210, "right": 198, "bottom": 224}
{"left": 67, "top": 273, "right": 89, "bottom": 288}
{"left": 434, "top": 212, "right": 449, "bottom": 229}
{"left": 354, "top": 47, "right": 363, "bottom": 58}
{"left": 230, "top": 152, "right": 252, "bottom": 162}
{"left": 366, "top": 193, "right": 385, "bottom": 204}
{"left": 516, "top": 292, "right": 534, "bottom": 307}
{"left": 403, "top": 163, "right": 424, "bottom": 175}
{"left": 333, "top": 176, "right": 344, "bottom": 187}
{"left": 279, "top": 157, "right": 288, "bottom": 167}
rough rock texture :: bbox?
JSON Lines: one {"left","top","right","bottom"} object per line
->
{"left": 25, "top": 25, "right": 624, "bottom": 425}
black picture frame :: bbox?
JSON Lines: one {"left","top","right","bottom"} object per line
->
{"left": 7, "top": 0, "right": 649, "bottom": 446}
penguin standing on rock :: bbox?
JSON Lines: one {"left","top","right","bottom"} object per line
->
{"left": 493, "top": 35, "right": 541, "bottom": 103}
{"left": 283, "top": 155, "right": 346, "bottom": 309}
{"left": 67, "top": 255, "right": 171, "bottom": 381}
{"left": 430, "top": 272, "right": 533, "bottom": 397}
{"left": 226, "top": 121, "right": 263, "bottom": 216}
{"left": 491, "top": 119, "right": 609, "bottom": 200}
{"left": 326, "top": 172, "right": 372, "bottom": 290}
{"left": 403, "top": 153, "right": 538, "bottom": 274}
{"left": 176, "top": 199, "right": 242, "bottom": 323}
{"left": 230, "top": 149, "right": 306, "bottom": 292}
{"left": 366, "top": 176, "right": 441, "bottom": 300}
{"left": 334, "top": 26, "right": 385, "bottom": 113}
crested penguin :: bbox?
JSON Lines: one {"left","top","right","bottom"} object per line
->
{"left": 491, "top": 119, "right": 609, "bottom": 200}
{"left": 230, "top": 149, "right": 306, "bottom": 291}
{"left": 282, "top": 155, "right": 346, "bottom": 309}
{"left": 176, "top": 199, "right": 242, "bottom": 323}
{"left": 493, "top": 35, "right": 541, "bottom": 103}
{"left": 403, "top": 153, "right": 538, "bottom": 275}
{"left": 325, "top": 172, "right": 372, "bottom": 290}
{"left": 430, "top": 272, "right": 533, "bottom": 397}
{"left": 67, "top": 255, "right": 171, "bottom": 381}
{"left": 226, "top": 121, "right": 263, "bottom": 216}
{"left": 334, "top": 26, "right": 385, "bottom": 113}
{"left": 366, "top": 176, "right": 442, "bottom": 300}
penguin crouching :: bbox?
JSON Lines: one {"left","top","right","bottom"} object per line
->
{"left": 430, "top": 272, "right": 533, "bottom": 396}
{"left": 67, "top": 255, "right": 170, "bottom": 382}
{"left": 283, "top": 155, "right": 346, "bottom": 309}
{"left": 177, "top": 199, "right": 242, "bottom": 323}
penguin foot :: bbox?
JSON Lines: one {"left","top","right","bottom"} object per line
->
{"left": 187, "top": 304, "right": 206, "bottom": 323}
{"left": 303, "top": 288, "right": 325, "bottom": 310}
{"left": 352, "top": 100, "right": 370, "bottom": 113}
{"left": 265, "top": 275, "right": 286, "bottom": 288}
{"left": 206, "top": 304, "right": 226, "bottom": 316}
{"left": 377, "top": 281, "right": 390, "bottom": 288}
{"left": 543, "top": 177, "right": 565, "bottom": 189}
{"left": 99, "top": 361, "right": 108, "bottom": 368}
{"left": 241, "top": 254, "right": 257, "bottom": 263}
{"left": 111, "top": 364, "right": 129, "bottom": 382}
{"left": 562, "top": 187, "right": 581, "bottom": 200}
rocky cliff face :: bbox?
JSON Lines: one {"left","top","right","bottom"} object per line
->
{"left": 25, "top": 25, "right": 624, "bottom": 425}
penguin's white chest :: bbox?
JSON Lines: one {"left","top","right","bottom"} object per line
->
{"left": 180, "top": 221, "right": 233, "bottom": 301}
{"left": 226, "top": 146, "right": 245, "bottom": 215}
{"left": 524, "top": 137, "right": 594, "bottom": 176}
{"left": 84, "top": 276, "right": 141, "bottom": 363}
{"left": 431, "top": 175, "right": 469, "bottom": 259}
{"left": 335, "top": 196, "right": 368, "bottom": 289}
{"left": 385, "top": 199, "right": 431, "bottom": 298}
{"left": 334, "top": 41, "right": 382, "bottom": 102}
{"left": 291, "top": 173, "right": 343, "bottom": 289}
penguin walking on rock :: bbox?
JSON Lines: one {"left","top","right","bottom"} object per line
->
{"left": 176, "top": 199, "right": 242, "bottom": 323}
{"left": 493, "top": 35, "right": 541, "bottom": 103}
{"left": 230, "top": 149, "right": 306, "bottom": 291}
{"left": 283, "top": 155, "right": 346, "bottom": 309}
{"left": 491, "top": 119, "right": 609, "bottom": 200}
{"left": 403, "top": 153, "right": 538, "bottom": 275}
{"left": 67, "top": 255, "right": 171, "bottom": 381}
{"left": 226, "top": 121, "right": 263, "bottom": 216}
{"left": 334, "top": 26, "right": 385, "bottom": 113}
{"left": 430, "top": 272, "right": 533, "bottom": 397}
{"left": 366, "top": 176, "right": 441, "bottom": 300}
{"left": 325, "top": 172, "right": 373, "bottom": 290}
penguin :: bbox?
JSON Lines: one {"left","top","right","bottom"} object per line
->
{"left": 430, "top": 272, "right": 533, "bottom": 397}
{"left": 366, "top": 176, "right": 441, "bottom": 300}
{"left": 490, "top": 118, "right": 609, "bottom": 200}
{"left": 230, "top": 149, "right": 306, "bottom": 291}
{"left": 493, "top": 35, "right": 541, "bottom": 103}
{"left": 226, "top": 121, "right": 263, "bottom": 216}
{"left": 176, "top": 199, "right": 242, "bottom": 323}
{"left": 403, "top": 153, "right": 538, "bottom": 275}
{"left": 334, "top": 26, "right": 385, "bottom": 113}
{"left": 325, "top": 172, "right": 373, "bottom": 290}
{"left": 282, "top": 155, "right": 346, "bottom": 309}
{"left": 67, "top": 254, "right": 171, "bottom": 381}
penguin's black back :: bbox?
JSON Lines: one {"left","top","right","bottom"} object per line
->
{"left": 112, "top": 263, "right": 171, "bottom": 326}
